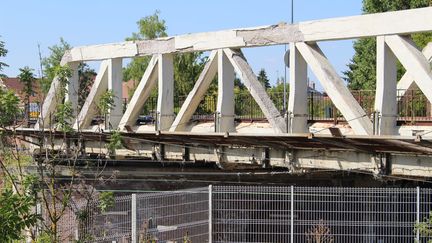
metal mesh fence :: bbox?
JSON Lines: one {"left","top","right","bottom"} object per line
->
{"left": 50, "top": 186, "right": 432, "bottom": 242}
{"left": 292, "top": 187, "right": 417, "bottom": 242}
{"left": 135, "top": 187, "right": 209, "bottom": 243}
{"left": 212, "top": 185, "right": 292, "bottom": 243}
{"left": 212, "top": 186, "right": 432, "bottom": 243}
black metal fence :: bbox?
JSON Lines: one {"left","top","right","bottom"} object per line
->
{"left": 124, "top": 89, "right": 432, "bottom": 124}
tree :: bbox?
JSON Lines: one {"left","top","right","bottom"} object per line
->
{"left": 97, "top": 90, "right": 116, "bottom": 129}
{"left": 41, "top": 38, "right": 95, "bottom": 99}
{"left": 0, "top": 36, "right": 8, "bottom": 77}
{"left": 0, "top": 179, "right": 40, "bottom": 242}
{"left": 41, "top": 38, "right": 71, "bottom": 93}
{"left": 416, "top": 211, "right": 432, "bottom": 242}
{"left": 124, "top": 11, "right": 207, "bottom": 100}
{"left": 344, "top": 0, "right": 432, "bottom": 90}
{"left": 174, "top": 52, "right": 207, "bottom": 98}
{"left": 18, "top": 67, "right": 36, "bottom": 127}
{"left": 123, "top": 10, "right": 167, "bottom": 82}
{"left": 0, "top": 87, "right": 20, "bottom": 127}
{"left": 257, "top": 68, "right": 271, "bottom": 89}
{"left": 78, "top": 64, "right": 96, "bottom": 109}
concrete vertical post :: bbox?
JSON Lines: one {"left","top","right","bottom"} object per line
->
{"left": 216, "top": 49, "right": 235, "bottom": 132}
{"left": 157, "top": 54, "right": 174, "bottom": 131}
{"left": 131, "top": 193, "right": 137, "bottom": 243}
{"left": 288, "top": 43, "right": 309, "bottom": 133}
{"left": 375, "top": 36, "right": 397, "bottom": 135}
{"left": 65, "top": 62, "right": 80, "bottom": 118}
{"left": 108, "top": 58, "right": 123, "bottom": 129}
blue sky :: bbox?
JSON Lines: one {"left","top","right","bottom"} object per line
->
{"left": 1, "top": 0, "right": 362, "bottom": 88}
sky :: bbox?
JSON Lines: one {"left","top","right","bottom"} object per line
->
{"left": 1, "top": 0, "right": 363, "bottom": 89}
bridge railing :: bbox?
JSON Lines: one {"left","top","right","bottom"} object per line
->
{"left": 121, "top": 89, "right": 432, "bottom": 125}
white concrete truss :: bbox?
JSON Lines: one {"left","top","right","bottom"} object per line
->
{"left": 216, "top": 49, "right": 235, "bottom": 132}
{"left": 64, "top": 62, "right": 80, "bottom": 117}
{"left": 35, "top": 62, "right": 80, "bottom": 129}
{"left": 287, "top": 42, "right": 308, "bottom": 133}
{"left": 385, "top": 36, "right": 432, "bottom": 104}
{"left": 296, "top": 42, "right": 374, "bottom": 135}
{"left": 170, "top": 51, "right": 218, "bottom": 132}
{"left": 156, "top": 54, "right": 175, "bottom": 131}
{"left": 374, "top": 36, "right": 397, "bottom": 135}
{"left": 224, "top": 48, "right": 287, "bottom": 133}
{"left": 61, "top": 7, "right": 432, "bottom": 63}
{"left": 119, "top": 55, "right": 158, "bottom": 130}
{"left": 107, "top": 58, "right": 123, "bottom": 128}
{"left": 38, "top": 7, "right": 432, "bottom": 138}
{"left": 397, "top": 42, "right": 432, "bottom": 96}
{"left": 74, "top": 60, "right": 109, "bottom": 130}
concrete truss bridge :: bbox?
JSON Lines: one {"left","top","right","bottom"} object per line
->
{"left": 16, "top": 7, "right": 432, "bottom": 179}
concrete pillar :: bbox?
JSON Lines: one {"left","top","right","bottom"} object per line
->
{"left": 157, "top": 54, "right": 174, "bottom": 131}
{"left": 288, "top": 42, "right": 309, "bottom": 133}
{"left": 375, "top": 36, "right": 397, "bottom": 135}
{"left": 108, "top": 58, "right": 123, "bottom": 129}
{"left": 65, "top": 62, "right": 80, "bottom": 117}
{"left": 216, "top": 49, "right": 235, "bottom": 132}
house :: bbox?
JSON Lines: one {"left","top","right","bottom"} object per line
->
{"left": 0, "top": 77, "right": 42, "bottom": 120}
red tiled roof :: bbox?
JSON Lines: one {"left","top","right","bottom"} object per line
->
{"left": 0, "top": 77, "right": 42, "bottom": 103}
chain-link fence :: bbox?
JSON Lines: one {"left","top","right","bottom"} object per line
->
{"left": 51, "top": 186, "right": 432, "bottom": 242}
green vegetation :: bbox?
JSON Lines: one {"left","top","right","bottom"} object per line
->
{"left": 18, "top": 66, "right": 36, "bottom": 126}
{"left": 0, "top": 177, "right": 40, "bottom": 242}
{"left": 41, "top": 38, "right": 96, "bottom": 108}
{"left": 106, "top": 129, "right": 123, "bottom": 157}
{"left": 124, "top": 10, "right": 207, "bottom": 100}
{"left": 257, "top": 68, "right": 271, "bottom": 90}
{"left": 0, "top": 87, "right": 21, "bottom": 127}
{"left": 98, "top": 191, "right": 115, "bottom": 213}
{"left": 344, "top": 0, "right": 432, "bottom": 90}
{"left": 0, "top": 36, "right": 8, "bottom": 77}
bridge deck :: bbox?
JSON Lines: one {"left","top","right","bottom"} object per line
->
{"left": 12, "top": 128, "right": 432, "bottom": 156}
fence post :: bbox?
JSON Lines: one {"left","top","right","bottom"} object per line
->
{"left": 36, "top": 203, "right": 42, "bottom": 239}
{"left": 416, "top": 186, "right": 420, "bottom": 241}
{"left": 209, "top": 185, "right": 213, "bottom": 243}
{"left": 132, "top": 194, "right": 137, "bottom": 243}
{"left": 291, "top": 185, "right": 294, "bottom": 243}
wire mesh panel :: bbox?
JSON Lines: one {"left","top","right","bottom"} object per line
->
{"left": 57, "top": 186, "right": 432, "bottom": 242}
{"left": 136, "top": 187, "right": 209, "bottom": 242}
{"left": 419, "top": 188, "right": 432, "bottom": 242}
{"left": 212, "top": 186, "right": 292, "bottom": 243}
{"left": 81, "top": 195, "right": 132, "bottom": 243}
{"left": 293, "top": 187, "right": 418, "bottom": 242}
{"left": 40, "top": 202, "right": 80, "bottom": 242}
